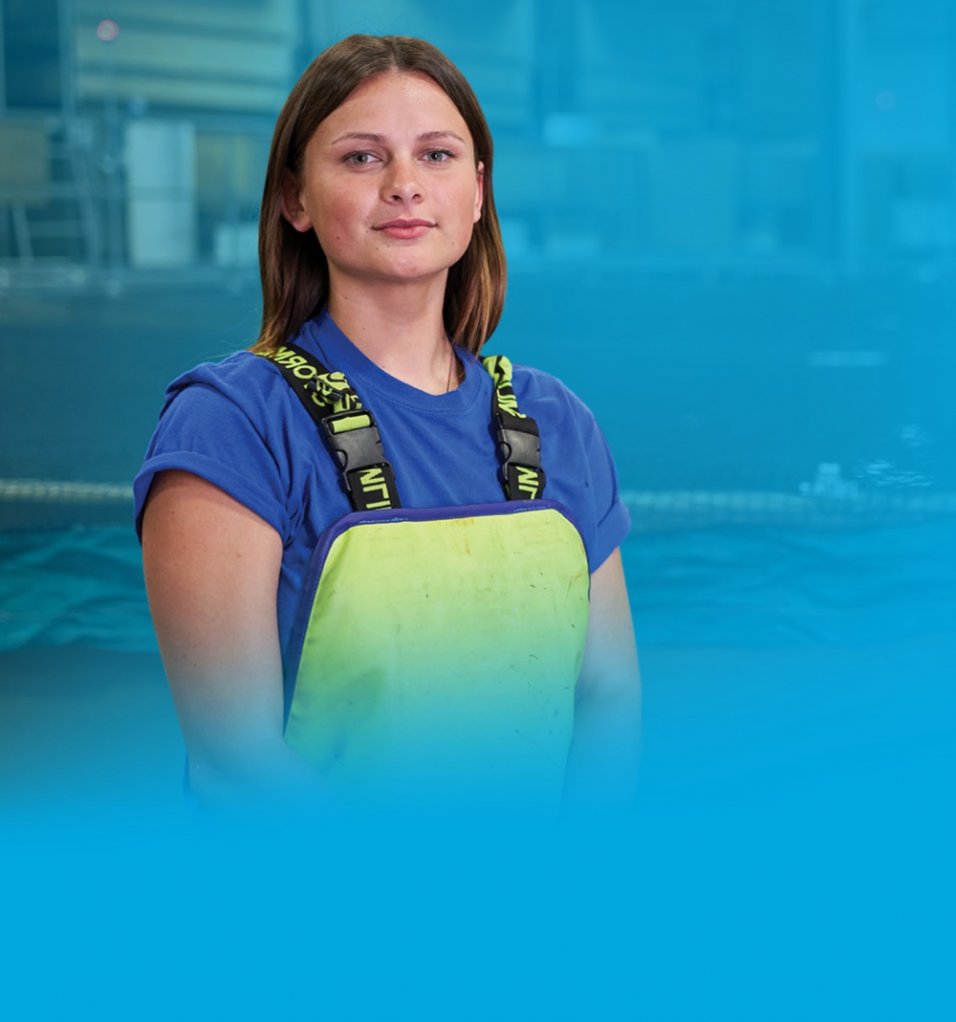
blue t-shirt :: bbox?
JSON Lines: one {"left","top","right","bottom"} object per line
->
{"left": 134, "top": 310, "right": 630, "bottom": 663}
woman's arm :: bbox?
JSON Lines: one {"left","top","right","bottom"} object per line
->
{"left": 564, "top": 547, "right": 642, "bottom": 807}
{"left": 141, "top": 470, "right": 323, "bottom": 810}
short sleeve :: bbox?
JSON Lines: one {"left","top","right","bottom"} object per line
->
{"left": 511, "top": 364, "right": 631, "bottom": 574}
{"left": 133, "top": 377, "right": 293, "bottom": 543}
{"left": 578, "top": 399, "right": 631, "bottom": 572}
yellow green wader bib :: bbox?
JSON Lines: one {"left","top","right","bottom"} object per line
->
{"left": 261, "top": 345, "right": 591, "bottom": 805}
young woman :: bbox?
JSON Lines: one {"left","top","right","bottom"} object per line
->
{"left": 136, "top": 34, "right": 639, "bottom": 810}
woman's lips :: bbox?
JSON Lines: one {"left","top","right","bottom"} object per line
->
{"left": 373, "top": 219, "right": 435, "bottom": 239}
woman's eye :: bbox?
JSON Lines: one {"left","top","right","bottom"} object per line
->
{"left": 344, "top": 151, "right": 378, "bottom": 166}
{"left": 423, "top": 149, "right": 453, "bottom": 163}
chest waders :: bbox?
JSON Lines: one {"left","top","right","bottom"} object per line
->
{"left": 260, "top": 343, "right": 591, "bottom": 805}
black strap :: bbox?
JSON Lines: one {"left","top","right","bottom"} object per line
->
{"left": 258, "top": 343, "right": 400, "bottom": 511}
{"left": 259, "top": 343, "right": 545, "bottom": 508}
{"left": 481, "top": 355, "right": 546, "bottom": 501}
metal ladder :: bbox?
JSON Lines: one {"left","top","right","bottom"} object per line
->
{"left": 1, "top": 116, "right": 103, "bottom": 270}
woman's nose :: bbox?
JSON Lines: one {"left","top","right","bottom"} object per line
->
{"left": 382, "top": 156, "right": 422, "bottom": 203}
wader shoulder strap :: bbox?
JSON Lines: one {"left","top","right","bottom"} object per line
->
{"left": 481, "top": 355, "right": 546, "bottom": 501}
{"left": 257, "top": 343, "right": 400, "bottom": 511}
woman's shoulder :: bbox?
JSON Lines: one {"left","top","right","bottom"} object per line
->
{"left": 166, "top": 347, "right": 282, "bottom": 398}
{"left": 496, "top": 358, "right": 600, "bottom": 430}
{"left": 160, "top": 347, "right": 295, "bottom": 422}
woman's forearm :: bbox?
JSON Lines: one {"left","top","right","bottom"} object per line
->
{"left": 564, "top": 548, "right": 642, "bottom": 807}
{"left": 564, "top": 676, "right": 641, "bottom": 806}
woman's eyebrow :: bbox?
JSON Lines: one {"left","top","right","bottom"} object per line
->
{"left": 329, "top": 130, "right": 466, "bottom": 145}
{"left": 418, "top": 130, "right": 466, "bottom": 144}
{"left": 329, "top": 131, "right": 387, "bottom": 145}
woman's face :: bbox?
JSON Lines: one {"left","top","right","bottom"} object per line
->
{"left": 283, "top": 70, "right": 484, "bottom": 294}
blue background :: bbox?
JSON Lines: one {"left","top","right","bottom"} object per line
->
{"left": 0, "top": 2, "right": 953, "bottom": 1015}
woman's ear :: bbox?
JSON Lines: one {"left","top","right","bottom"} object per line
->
{"left": 474, "top": 161, "right": 485, "bottom": 223}
{"left": 280, "top": 170, "right": 312, "bottom": 232}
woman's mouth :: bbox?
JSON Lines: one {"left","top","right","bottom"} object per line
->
{"left": 373, "top": 219, "right": 435, "bottom": 239}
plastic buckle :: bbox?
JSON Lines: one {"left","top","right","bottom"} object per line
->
{"left": 495, "top": 422, "right": 541, "bottom": 477}
{"left": 322, "top": 411, "right": 388, "bottom": 487}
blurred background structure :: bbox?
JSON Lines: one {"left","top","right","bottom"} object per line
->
{"left": 0, "top": 1, "right": 953, "bottom": 812}
{"left": 1, "top": 0, "right": 954, "bottom": 500}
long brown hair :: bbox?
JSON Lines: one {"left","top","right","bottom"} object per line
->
{"left": 251, "top": 34, "right": 506, "bottom": 356}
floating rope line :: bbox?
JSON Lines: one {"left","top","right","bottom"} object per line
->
{"left": 1, "top": 479, "right": 954, "bottom": 519}
{"left": 0, "top": 479, "right": 133, "bottom": 503}
{"left": 619, "top": 489, "right": 956, "bottom": 524}
{"left": 619, "top": 489, "right": 956, "bottom": 513}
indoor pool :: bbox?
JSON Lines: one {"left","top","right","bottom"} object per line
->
{"left": 2, "top": 506, "right": 952, "bottom": 813}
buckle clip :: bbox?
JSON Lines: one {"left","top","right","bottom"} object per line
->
{"left": 495, "top": 421, "right": 541, "bottom": 475}
{"left": 321, "top": 411, "right": 388, "bottom": 492}
{"left": 495, "top": 421, "right": 545, "bottom": 499}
